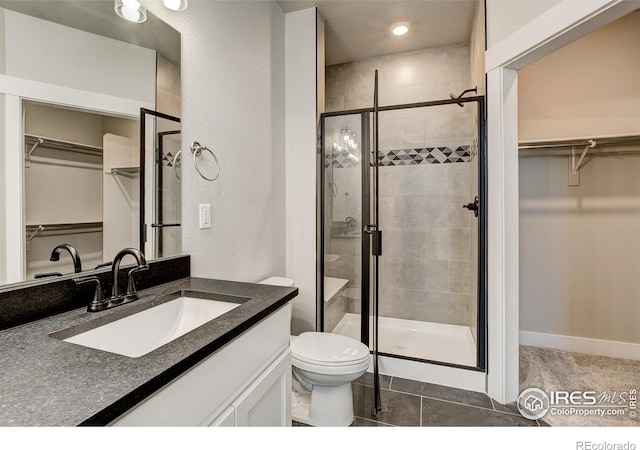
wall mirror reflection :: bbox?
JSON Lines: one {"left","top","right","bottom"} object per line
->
{"left": 0, "top": 0, "right": 182, "bottom": 285}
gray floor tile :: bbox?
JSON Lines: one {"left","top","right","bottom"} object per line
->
{"left": 354, "top": 372, "right": 392, "bottom": 390}
{"left": 353, "top": 382, "right": 421, "bottom": 426}
{"left": 391, "top": 376, "right": 493, "bottom": 410}
{"left": 492, "top": 400, "right": 521, "bottom": 416}
{"left": 422, "top": 398, "right": 537, "bottom": 427}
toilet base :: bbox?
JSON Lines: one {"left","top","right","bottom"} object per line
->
{"left": 291, "top": 383, "right": 355, "bottom": 427}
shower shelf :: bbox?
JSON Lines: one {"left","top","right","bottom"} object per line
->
{"left": 324, "top": 277, "right": 349, "bottom": 303}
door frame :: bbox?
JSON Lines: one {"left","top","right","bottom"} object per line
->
{"left": 139, "top": 108, "right": 181, "bottom": 258}
{"left": 0, "top": 75, "right": 153, "bottom": 283}
{"left": 484, "top": 0, "right": 638, "bottom": 404}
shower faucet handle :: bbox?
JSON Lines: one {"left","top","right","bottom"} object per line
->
{"left": 463, "top": 196, "right": 479, "bottom": 218}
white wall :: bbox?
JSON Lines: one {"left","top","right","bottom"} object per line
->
{"left": 518, "top": 11, "right": 640, "bottom": 344}
{"left": 284, "top": 8, "right": 321, "bottom": 334}
{"left": 2, "top": 8, "right": 155, "bottom": 103}
{"left": 144, "top": 1, "right": 287, "bottom": 284}
{"left": 486, "top": 0, "right": 561, "bottom": 47}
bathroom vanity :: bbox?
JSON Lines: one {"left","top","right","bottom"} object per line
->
{"left": 0, "top": 274, "right": 297, "bottom": 426}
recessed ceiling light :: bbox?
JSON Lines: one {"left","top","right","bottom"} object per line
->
{"left": 391, "top": 22, "right": 410, "bottom": 36}
{"left": 114, "top": 0, "right": 147, "bottom": 23}
{"left": 163, "top": 0, "right": 188, "bottom": 11}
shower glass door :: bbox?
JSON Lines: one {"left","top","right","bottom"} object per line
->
{"left": 375, "top": 97, "right": 485, "bottom": 369}
{"left": 319, "top": 96, "right": 486, "bottom": 371}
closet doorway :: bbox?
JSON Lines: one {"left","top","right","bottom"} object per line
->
{"left": 516, "top": 9, "right": 640, "bottom": 427}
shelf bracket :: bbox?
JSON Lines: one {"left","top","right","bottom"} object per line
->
{"left": 24, "top": 138, "right": 44, "bottom": 168}
{"left": 571, "top": 139, "right": 596, "bottom": 174}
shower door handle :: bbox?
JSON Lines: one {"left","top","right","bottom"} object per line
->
{"left": 364, "top": 224, "right": 382, "bottom": 256}
{"left": 463, "top": 197, "right": 479, "bottom": 218}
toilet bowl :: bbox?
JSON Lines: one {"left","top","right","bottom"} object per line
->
{"left": 258, "top": 277, "right": 370, "bottom": 426}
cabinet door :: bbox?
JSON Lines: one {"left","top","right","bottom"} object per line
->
{"left": 208, "top": 406, "right": 235, "bottom": 427}
{"left": 233, "top": 349, "right": 291, "bottom": 427}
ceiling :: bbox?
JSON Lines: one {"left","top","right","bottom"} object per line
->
{"left": 0, "top": 0, "right": 181, "bottom": 63}
{"left": 277, "top": 0, "right": 478, "bottom": 66}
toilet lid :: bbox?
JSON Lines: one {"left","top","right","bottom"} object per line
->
{"left": 291, "top": 332, "right": 370, "bottom": 366}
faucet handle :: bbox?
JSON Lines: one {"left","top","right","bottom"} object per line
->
{"left": 124, "top": 265, "right": 149, "bottom": 301}
{"left": 75, "top": 276, "right": 107, "bottom": 312}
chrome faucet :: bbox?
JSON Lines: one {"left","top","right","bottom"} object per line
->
{"left": 109, "top": 248, "right": 149, "bottom": 302}
{"left": 50, "top": 243, "right": 82, "bottom": 273}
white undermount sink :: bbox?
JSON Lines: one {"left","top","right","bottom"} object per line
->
{"left": 63, "top": 296, "right": 240, "bottom": 358}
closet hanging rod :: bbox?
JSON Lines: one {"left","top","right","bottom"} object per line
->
{"left": 25, "top": 222, "right": 103, "bottom": 234}
{"left": 519, "top": 149, "right": 640, "bottom": 158}
{"left": 25, "top": 134, "right": 103, "bottom": 157}
{"left": 519, "top": 135, "right": 640, "bottom": 151}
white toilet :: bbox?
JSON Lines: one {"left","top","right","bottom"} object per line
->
{"left": 259, "top": 277, "right": 370, "bottom": 427}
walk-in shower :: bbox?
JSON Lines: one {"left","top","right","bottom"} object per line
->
{"left": 318, "top": 81, "right": 487, "bottom": 393}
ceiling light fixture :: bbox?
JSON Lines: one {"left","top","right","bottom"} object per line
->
{"left": 114, "top": 0, "right": 147, "bottom": 23}
{"left": 163, "top": 0, "right": 188, "bottom": 11}
{"left": 391, "top": 22, "right": 410, "bottom": 36}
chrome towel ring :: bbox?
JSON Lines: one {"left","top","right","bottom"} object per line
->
{"left": 172, "top": 150, "right": 182, "bottom": 180}
{"left": 190, "top": 141, "right": 220, "bottom": 181}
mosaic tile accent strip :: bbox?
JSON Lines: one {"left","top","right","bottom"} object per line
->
{"left": 325, "top": 152, "right": 360, "bottom": 169}
{"left": 378, "top": 146, "right": 471, "bottom": 166}
{"left": 325, "top": 145, "right": 476, "bottom": 169}
{"left": 160, "top": 152, "right": 179, "bottom": 167}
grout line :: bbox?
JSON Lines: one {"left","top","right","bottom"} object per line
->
{"left": 490, "top": 397, "right": 496, "bottom": 410}
{"left": 354, "top": 415, "right": 397, "bottom": 427}
{"left": 419, "top": 394, "right": 501, "bottom": 413}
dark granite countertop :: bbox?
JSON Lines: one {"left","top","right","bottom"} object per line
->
{"left": 0, "top": 277, "right": 297, "bottom": 426}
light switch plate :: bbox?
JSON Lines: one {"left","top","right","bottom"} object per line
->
{"left": 199, "top": 204, "right": 211, "bottom": 229}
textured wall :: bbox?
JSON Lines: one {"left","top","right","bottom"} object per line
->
{"left": 145, "top": 1, "right": 286, "bottom": 284}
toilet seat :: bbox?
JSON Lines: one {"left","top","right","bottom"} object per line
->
{"left": 291, "top": 332, "right": 370, "bottom": 373}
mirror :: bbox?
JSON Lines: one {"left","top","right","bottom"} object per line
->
{"left": 0, "top": 1, "right": 181, "bottom": 285}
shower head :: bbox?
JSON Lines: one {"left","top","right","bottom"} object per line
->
{"left": 449, "top": 86, "right": 478, "bottom": 107}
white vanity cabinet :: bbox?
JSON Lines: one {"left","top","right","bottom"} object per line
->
{"left": 111, "top": 303, "right": 292, "bottom": 427}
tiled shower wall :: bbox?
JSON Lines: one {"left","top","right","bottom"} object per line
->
{"left": 325, "top": 44, "right": 476, "bottom": 328}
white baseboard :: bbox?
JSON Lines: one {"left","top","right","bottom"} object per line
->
{"left": 520, "top": 331, "right": 640, "bottom": 361}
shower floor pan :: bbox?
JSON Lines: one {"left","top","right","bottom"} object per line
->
{"left": 332, "top": 313, "right": 476, "bottom": 367}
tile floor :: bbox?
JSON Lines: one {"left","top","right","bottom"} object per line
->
{"left": 350, "top": 373, "right": 544, "bottom": 427}
{"left": 294, "top": 373, "right": 546, "bottom": 427}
